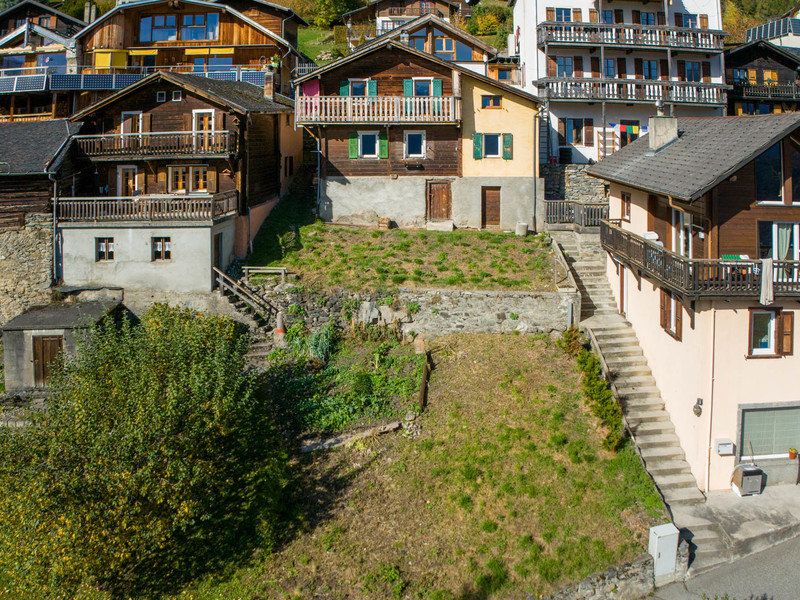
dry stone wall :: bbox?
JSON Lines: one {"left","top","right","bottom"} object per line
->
{"left": 542, "top": 164, "right": 607, "bottom": 204}
{"left": 0, "top": 214, "right": 52, "bottom": 326}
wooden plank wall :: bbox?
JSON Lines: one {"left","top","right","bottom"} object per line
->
{"left": 0, "top": 177, "right": 52, "bottom": 215}
{"left": 321, "top": 125, "right": 460, "bottom": 177}
{"left": 374, "top": 0, "right": 456, "bottom": 18}
{"left": 101, "top": 159, "right": 236, "bottom": 195}
{"left": 245, "top": 113, "right": 280, "bottom": 206}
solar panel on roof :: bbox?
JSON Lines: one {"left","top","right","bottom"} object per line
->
{"left": 241, "top": 71, "right": 266, "bottom": 86}
{"left": 13, "top": 75, "right": 47, "bottom": 92}
{"left": 50, "top": 74, "right": 81, "bottom": 89}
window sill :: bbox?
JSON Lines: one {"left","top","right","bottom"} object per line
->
{"left": 745, "top": 353, "right": 783, "bottom": 359}
{"left": 662, "top": 328, "right": 681, "bottom": 342}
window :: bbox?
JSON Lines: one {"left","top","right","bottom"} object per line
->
{"left": 684, "top": 61, "right": 701, "bottom": 82}
{"left": 497, "top": 69, "right": 512, "bottom": 81}
{"left": 481, "top": 95, "right": 502, "bottom": 109}
{"left": 555, "top": 7, "right": 572, "bottom": 22}
{"left": 672, "top": 209, "right": 692, "bottom": 258}
{"left": 564, "top": 118, "right": 584, "bottom": 145}
{"left": 642, "top": 59, "right": 658, "bottom": 80}
{"left": 285, "top": 155, "right": 294, "bottom": 177}
{"left": 741, "top": 406, "right": 800, "bottom": 458}
{"left": 621, "top": 192, "right": 631, "bottom": 221}
{"left": 37, "top": 15, "right": 51, "bottom": 27}
{"left": 732, "top": 68, "right": 748, "bottom": 84}
{"left": 169, "top": 166, "right": 209, "bottom": 193}
{"left": 758, "top": 221, "right": 799, "bottom": 262}
{"left": 483, "top": 133, "right": 501, "bottom": 157}
{"left": 152, "top": 237, "right": 172, "bottom": 261}
{"left": 659, "top": 289, "right": 682, "bottom": 340}
{"left": 358, "top": 131, "right": 379, "bottom": 158}
{"left": 1, "top": 55, "right": 24, "bottom": 71}
{"left": 349, "top": 78, "right": 367, "bottom": 96}
{"left": 455, "top": 41, "right": 472, "bottom": 61}
{"left": 181, "top": 13, "right": 219, "bottom": 40}
{"left": 601, "top": 9, "right": 614, "bottom": 23}
{"left": 434, "top": 36, "right": 454, "bottom": 60}
{"left": 404, "top": 130, "right": 425, "bottom": 158}
{"left": 139, "top": 15, "right": 177, "bottom": 42}
{"left": 413, "top": 78, "right": 432, "bottom": 96}
{"left": 556, "top": 56, "right": 573, "bottom": 77}
{"left": 764, "top": 69, "right": 778, "bottom": 85}
{"left": 749, "top": 309, "right": 778, "bottom": 356}
{"left": 683, "top": 13, "right": 699, "bottom": 28}
{"left": 172, "top": 90, "right": 182, "bottom": 101}
{"left": 37, "top": 52, "right": 66, "bottom": 74}
{"left": 640, "top": 11, "right": 656, "bottom": 25}
{"left": 408, "top": 32, "right": 426, "bottom": 51}
{"left": 156, "top": 90, "right": 166, "bottom": 102}
{"left": 95, "top": 237, "right": 114, "bottom": 261}
{"left": 604, "top": 58, "right": 616, "bottom": 78}
{"left": 756, "top": 143, "right": 783, "bottom": 203}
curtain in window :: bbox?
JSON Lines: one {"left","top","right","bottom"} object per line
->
{"left": 777, "top": 223, "right": 793, "bottom": 260}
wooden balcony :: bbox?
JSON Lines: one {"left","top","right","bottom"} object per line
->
{"left": 537, "top": 22, "right": 725, "bottom": 51}
{"left": 74, "top": 131, "right": 237, "bottom": 159}
{"left": 0, "top": 112, "right": 53, "bottom": 122}
{"left": 538, "top": 77, "right": 727, "bottom": 105}
{"left": 56, "top": 191, "right": 238, "bottom": 223}
{"left": 731, "top": 83, "right": 800, "bottom": 101}
{"left": 295, "top": 95, "right": 461, "bottom": 124}
{"left": 601, "top": 220, "right": 800, "bottom": 298}
{"left": 545, "top": 199, "right": 608, "bottom": 230}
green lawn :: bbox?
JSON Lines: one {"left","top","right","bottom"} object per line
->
{"left": 298, "top": 26, "right": 345, "bottom": 63}
{"left": 180, "top": 334, "right": 666, "bottom": 599}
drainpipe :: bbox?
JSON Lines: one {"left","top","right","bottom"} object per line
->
{"left": 705, "top": 304, "right": 718, "bottom": 493}
{"left": 50, "top": 174, "right": 59, "bottom": 283}
{"left": 315, "top": 127, "right": 322, "bottom": 213}
{"left": 532, "top": 109, "right": 538, "bottom": 231}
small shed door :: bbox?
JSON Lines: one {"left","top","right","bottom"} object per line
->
{"left": 427, "top": 181, "right": 452, "bottom": 221}
{"left": 33, "top": 335, "right": 63, "bottom": 387}
{"left": 481, "top": 186, "right": 501, "bottom": 228}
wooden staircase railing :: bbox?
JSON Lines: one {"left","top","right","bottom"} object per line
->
{"left": 213, "top": 267, "right": 277, "bottom": 325}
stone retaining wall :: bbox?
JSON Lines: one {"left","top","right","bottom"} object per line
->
{"left": 542, "top": 554, "right": 654, "bottom": 600}
{"left": 0, "top": 214, "right": 53, "bottom": 326}
{"left": 542, "top": 164, "right": 607, "bottom": 204}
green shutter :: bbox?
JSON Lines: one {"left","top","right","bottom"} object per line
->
{"left": 379, "top": 130, "right": 388, "bottom": 159}
{"left": 432, "top": 78, "right": 443, "bottom": 96}
{"left": 403, "top": 78, "right": 413, "bottom": 96}
{"left": 340, "top": 80, "right": 349, "bottom": 96}
{"left": 367, "top": 79, "right": 378, "bottom": 96}
{"left": 348, "top": 131, "right": 358, "bottom": 159}
{"left": 473, "top": 132, "right": 483, "bottom": 159}
{"left": 502, "top": 133, "right": 513, "bottom": 160}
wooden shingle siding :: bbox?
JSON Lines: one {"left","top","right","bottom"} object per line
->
{"left": 322, "top": 126, "right": 460, "bottom": 177}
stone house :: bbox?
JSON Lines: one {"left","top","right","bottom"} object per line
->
{"left": 294, "top": 39, "right": 543, "bottom": 231}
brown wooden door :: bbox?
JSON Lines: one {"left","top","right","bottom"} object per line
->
{"left": 33, "top": 335, "right": 63, "bottom": 387}
{"left": 193, "top": 110, "right": 213, "bottom": 150}
{"left": 426, "top": 180, "right": 452, "bottom": 221}
{"left": 481, "top": 186, "right": 501, "bottom": 228}
{"left": 118, "top": 166, "right": 137, "bottom": 196}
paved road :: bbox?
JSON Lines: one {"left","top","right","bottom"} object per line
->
{"left": 654, "top": 535, "right": 800, "bottom": 600}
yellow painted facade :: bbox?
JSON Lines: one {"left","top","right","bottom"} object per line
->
{"left": 461, "top": 76, "right": 539, "bottom": 178}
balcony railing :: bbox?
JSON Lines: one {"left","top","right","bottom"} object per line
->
{"left": 537, "top": 22, "right": 725, "bottom": 51}
{"left": 545, "top": 199, "right": 609, "bottom": 229}
{"left": 74, "top": 131, "right": 237, "bottom": 158}
{"left": 732, "top": 83, "right": 800, "bottom": 100}
{"left": 600, "top": 219, "right": 800, "bottom": 297}
{"left": 56, "top": 190, "right": 238, "bottom": 223}
{"left": 296, "top": 95, "right": 461, "bottom": 124}
{"left": 539, "top": 77, "right": 727, "bottom": 105}
{"left": 0, "top": 111, "right": 53, "bottom": 122}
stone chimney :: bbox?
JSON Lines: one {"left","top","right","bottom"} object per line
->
{"left": 263, "top": 71, "right": 274, "bottom": 101}
{"left": 648, "top": 114, "right": 678, "bottom": 153}
{"left": 83, "top": 1, "right": 91, "bottom": 23}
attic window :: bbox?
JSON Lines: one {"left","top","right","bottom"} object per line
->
{"left": 172, "top": 90, "right": 182, "bottom": 102}
{"left": 156, "top": 91, "right": 166, "bottom": 102}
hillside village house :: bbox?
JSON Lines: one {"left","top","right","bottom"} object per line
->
{"left": 340, "top": 0, "right": 466, "bottom": 44}
{"left": 588, "top": 113, "right": 800, "bottom": 492}
{"left": 725, "top": 40, "right": 800, "bottom": 115}
{"left": 57, "top": 70, "right": 301, "bottom": 293}
{"left": 509, "top": 0, "right": 727, "bottom": 163}
{"left": 294, "top": 40, "right": 541, "bottom": 231}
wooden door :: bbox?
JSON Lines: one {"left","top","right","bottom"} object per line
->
{"left": 33, "top": 335, "right": 63, "bottom": 387}
{"left": 118, "top": 166, "right": 137, "bottom": 196}
{"left": 481, "top": 186, "right": 501, "bottom": 228}
{"left": 193, "top": 110, "right": 213, "bottom": 150}
{"left": 426, "top": 181, "right": 452, "bottom": 221}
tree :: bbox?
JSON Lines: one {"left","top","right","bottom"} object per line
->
{"left": 313, "top": 0, "right": 363, "bottom": 28}
{"left": 0, "top": 305, "right": 288, "bottom": 597}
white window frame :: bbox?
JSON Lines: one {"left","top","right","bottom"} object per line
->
{"left": 756, "top": 144, "right": 785, "bottom": 205}
{"left": 358, "top": 130, "right": 379, "bottom": 158}
{"left": 750, "top": 310, "right": 777, "bottom": 356}
{"left": 483, "top": 133, "right": 501, "bottom": 158}
{"left": 404, "top": 130, "right": 425, "bottom": 158}
{"left": 172, "top": 90, "right": 182, "bottom": 101}
{"left": 740, "top": 405, "right": 800, "bottom": 459}
{"left": 349, "top": 78, "right": 369, "bottom": 97}
{"left": 156, "top": 91, "right": 166, "bottom": 102}
{"left": 772, "top": 222, "right": 800, "bottom": 260}
{"left": 191, "top": 108, "right": 215, "bottom": 133}
{"left": 116, "top": 164, "right": 138, "bottom": 195}
{"left": 672, "top": 208, "right": 692, "bottom": 258}
{"left": 95, "top": 237, "right": 115, "bottom": 262}
{"left": 168, "top": 164, "right": 208, "bottom": 194}
{"left": 120, "top": 111, "right": 143, "bottom": 137}
{"left": 412, "top": 76, "right": 433, "bottom": 97}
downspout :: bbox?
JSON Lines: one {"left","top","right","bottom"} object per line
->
{"left": 49, "top": 173, "right": 59, "bottom": 283}
{"left": 532, "top": 108, "right": 538, "bottom": 230}
{"left": 705, "top": 304, "right": 718, "bottom": 493}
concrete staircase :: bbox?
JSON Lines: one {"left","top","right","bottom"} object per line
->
{"left": 552, "top": 230, "right": 729, "bottom": 575}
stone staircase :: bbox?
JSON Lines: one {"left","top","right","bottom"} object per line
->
{"left": 552, "top": 230, "right": 729, "bottom": 575}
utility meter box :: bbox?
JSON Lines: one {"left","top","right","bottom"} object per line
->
{"left": 716, "top": 439, "right": 735, "bottom": 456}
{"left": 648, "top": 523, "right": 680, "bottom": 581}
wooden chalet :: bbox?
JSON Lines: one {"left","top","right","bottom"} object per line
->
{"left": 340, "top": 0, "right": 463, "bottom": 41}
{"left": 726, "top": 41, "right": 800, "bottom": 116}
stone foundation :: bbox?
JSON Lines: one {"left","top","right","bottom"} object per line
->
{"left": 0, "top": 214, "right": 53, "bottom": 326}
{"left": 542, "top": 554, "right": 654, "bottom": 600}
{"left": 542, "top": 164, "right": 607, "bottom": 203}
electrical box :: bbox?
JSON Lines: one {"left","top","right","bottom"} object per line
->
{"left": 716, "top": 439, "right": 735, "bottom": 456}
{"left": 648, "top": 523, "right": 680, "bottom": 580}
{"left": 731, "top": 464, "right": 765, "bottom": 497}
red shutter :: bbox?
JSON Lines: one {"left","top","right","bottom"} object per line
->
{"left": 614, "top": 9, "right": 623, "bottom": 23}
{"left": 573, "top": 8, "right": 582, "bottom": 21}
{"left": 677, "top": 60, "right": 686, "bottom": 81}
{"left": 574, "top": 56, "right": 584, "bottom": 77}
{"left": 546, "top": 6, "right": 555, "bottom": 20}
{"left": 657, "top": 11, "right": 666, "bottom": 25}
{"left": 781, "top": 311, "right": 794, "bottom": 355}
{"left": 557, "top": 118, "right": 566, "bottom": 144}
{"left": 589, "top": 8, "right": 598, "bottom": 22}
{"left": 660, "top": 289, "right": 668, "bottom": 330}
{"left": 702, "top": 61, "right": 711, "bottom": 83}
{"left": 617, "top": 58, "right": 627, "bottom": 78}
{"left": 634, "top": 58, "right": 643, "bottom": 79}
{"left": 591, "top": 57, "right": 600, "bottom": 78}
{"left": 584, "top": 118, "right": 594, "bottom": 147}
{"left": 632, "top": 10, "right": 641, "bottom": 24}
{"left": 700, "top": 14, "right": 709, "bottom": 29}
{"left": 675, "top": 296, "right": 683, "bottom": 341}
{"left": 547, "top": 55, "right": 557, "bottom": 77}
{"left": 660, "top": 59, "right": 670, "bottom": 81}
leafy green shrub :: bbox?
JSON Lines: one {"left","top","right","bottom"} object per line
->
{"left": 308, "top": 321, "right": 337, "bottom": 362}
{"left": 0, "top": 305, "right": 287, "bottom": 598}
{"left": 576, "top": 349, "right": 626, "bottom": 451}
{"left": 557, "top": 326, "right": 586, "bottom": 357}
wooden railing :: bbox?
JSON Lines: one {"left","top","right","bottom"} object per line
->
{"left": 295, "top": 95, "right": 461, "bottom": 123}
{"left": 600, "top": 219, "right": 800, "bottom": 297}
{"left": 545, "top": 199, "right": 609, "bottom": 229}
{"left": 56, "top": 191, "right": 238, "bottom": 222}
{"left": 0, "top": 112, "right": 53, "bottom": 122}
{"left": 538, "top": 22, "right": 725, "bottom": 51}
{"left": 732, "top": 83, "right": 800, "bottom": 100}
{"left": 74, "top": 131, "right": 236, "bottom": 157}
{"left": 213, "top": 267, "right": 276, "bottom": 324}
{"left": 538, "top": 78, "right": 727, "bottom": 105}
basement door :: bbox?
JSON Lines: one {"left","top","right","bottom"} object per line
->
{"left": 33, "top": 335, "right": 63, "bottom": 387}
{"left": 426, "top": 181, "right": 452, "bottom": 221}
{"left": 481, "top": 186, "right": 501, "bottom": 228}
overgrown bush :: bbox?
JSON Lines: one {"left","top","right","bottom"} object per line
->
{"left": 576, "top": 349, "right": 626, "bottom": 451}
{"left": 466, "top": 3, "right": 513, "bottom": 46}
{"left": 0, "top": 305, "right": 288, "bottom": 597}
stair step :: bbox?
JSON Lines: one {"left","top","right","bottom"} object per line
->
{"left": 652, "top": 472, "right": 699, "bottom": 490}
{"left": 624, "top": 398, "right": 666, "bottom": 412}
{"left": 617, "top": 384, "right": 661, "bottom": 396}
{"left": 613, "top": 374, "right": 656, "bottom": 385}
{"left": 630, "top": 420, "right": 675, "bottom": 435}
{"left": 626, "top": 413, "right": 671, "bottom": 427}
{"left": 688, "top": 529, "right": 725, "bottom": 545}
{"left": 594, "top": 332, "right": 638, "bottom": 342}
{"left": 646, "top": 459, "right": 693, "bottom": 476}
{"left": 662, "top": 486, "right": 706, "bottom": 506}
{"left": 610, "top": 364, "right": 652, "bottom": 376}
{"left": 636, "top": 432, "right": 681, "bottom": 449}
{"left": 640, "top": 445, "right": 685, "bottom": 461}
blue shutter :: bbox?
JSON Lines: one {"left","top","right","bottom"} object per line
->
{"left": 339, "top": 80, "right": 349, "bottom": 96}
{"left": 432, "top": 78, "right": 443, "bottom": 96}
{"left": 367, "top": 79, "right": 378, "bottom": 96}
{"left": 403, "top": 79, "right": 413, "bottom": 96}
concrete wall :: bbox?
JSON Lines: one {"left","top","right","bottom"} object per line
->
{"left": 2, "top": 327, "right": 79, "bottom": 392}
{"left": 321, "top": 175, "right": 539, "bottom": 230}
{"left": 0, "top": 214, "right": 53, "bottom": 326}
{"left": 60, "top": 218, "right": 236, "bottom": 293}
{"left": 606, "top": 184, "right": 800, "bottom": 491}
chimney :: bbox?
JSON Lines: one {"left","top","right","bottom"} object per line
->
{"left": 90, "top": 3, "right": 97, "bottom": 23}
{"left": 83, "top": 1, "right": 91, "bottom": 23}
{"left": 648, "top": 104, "right": 678, "bottom": 153}
{"left": 263, "top": 71, "right": 274, "bottom": 101}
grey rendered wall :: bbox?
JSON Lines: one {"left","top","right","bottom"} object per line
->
{"left": 60, "top": 218, "right": 236, "bottom": 293}
{"left": 2, "top": 327, "right": 72, "bottom": 392}
{"left": 320, "top": 176, "right": 537, "bottom": 230}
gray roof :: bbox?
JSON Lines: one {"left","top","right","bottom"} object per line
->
{"left": 0, "top": 0, "right": 86, "bottom": 28}
{"left": 0, "top": 119, "right": 81, "bottom": 176}
{"left": 587, "top": 114, "right": 800, "bottom": 202}
{"left": 2, "top": 301, "right": 120, "bottom": 332}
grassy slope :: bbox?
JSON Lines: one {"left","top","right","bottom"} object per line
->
{"left": 181, "top": 334, "right": 666, "bottom": 599}
{"left": 298, "top": 27, "right": 342, "bottom": 63}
